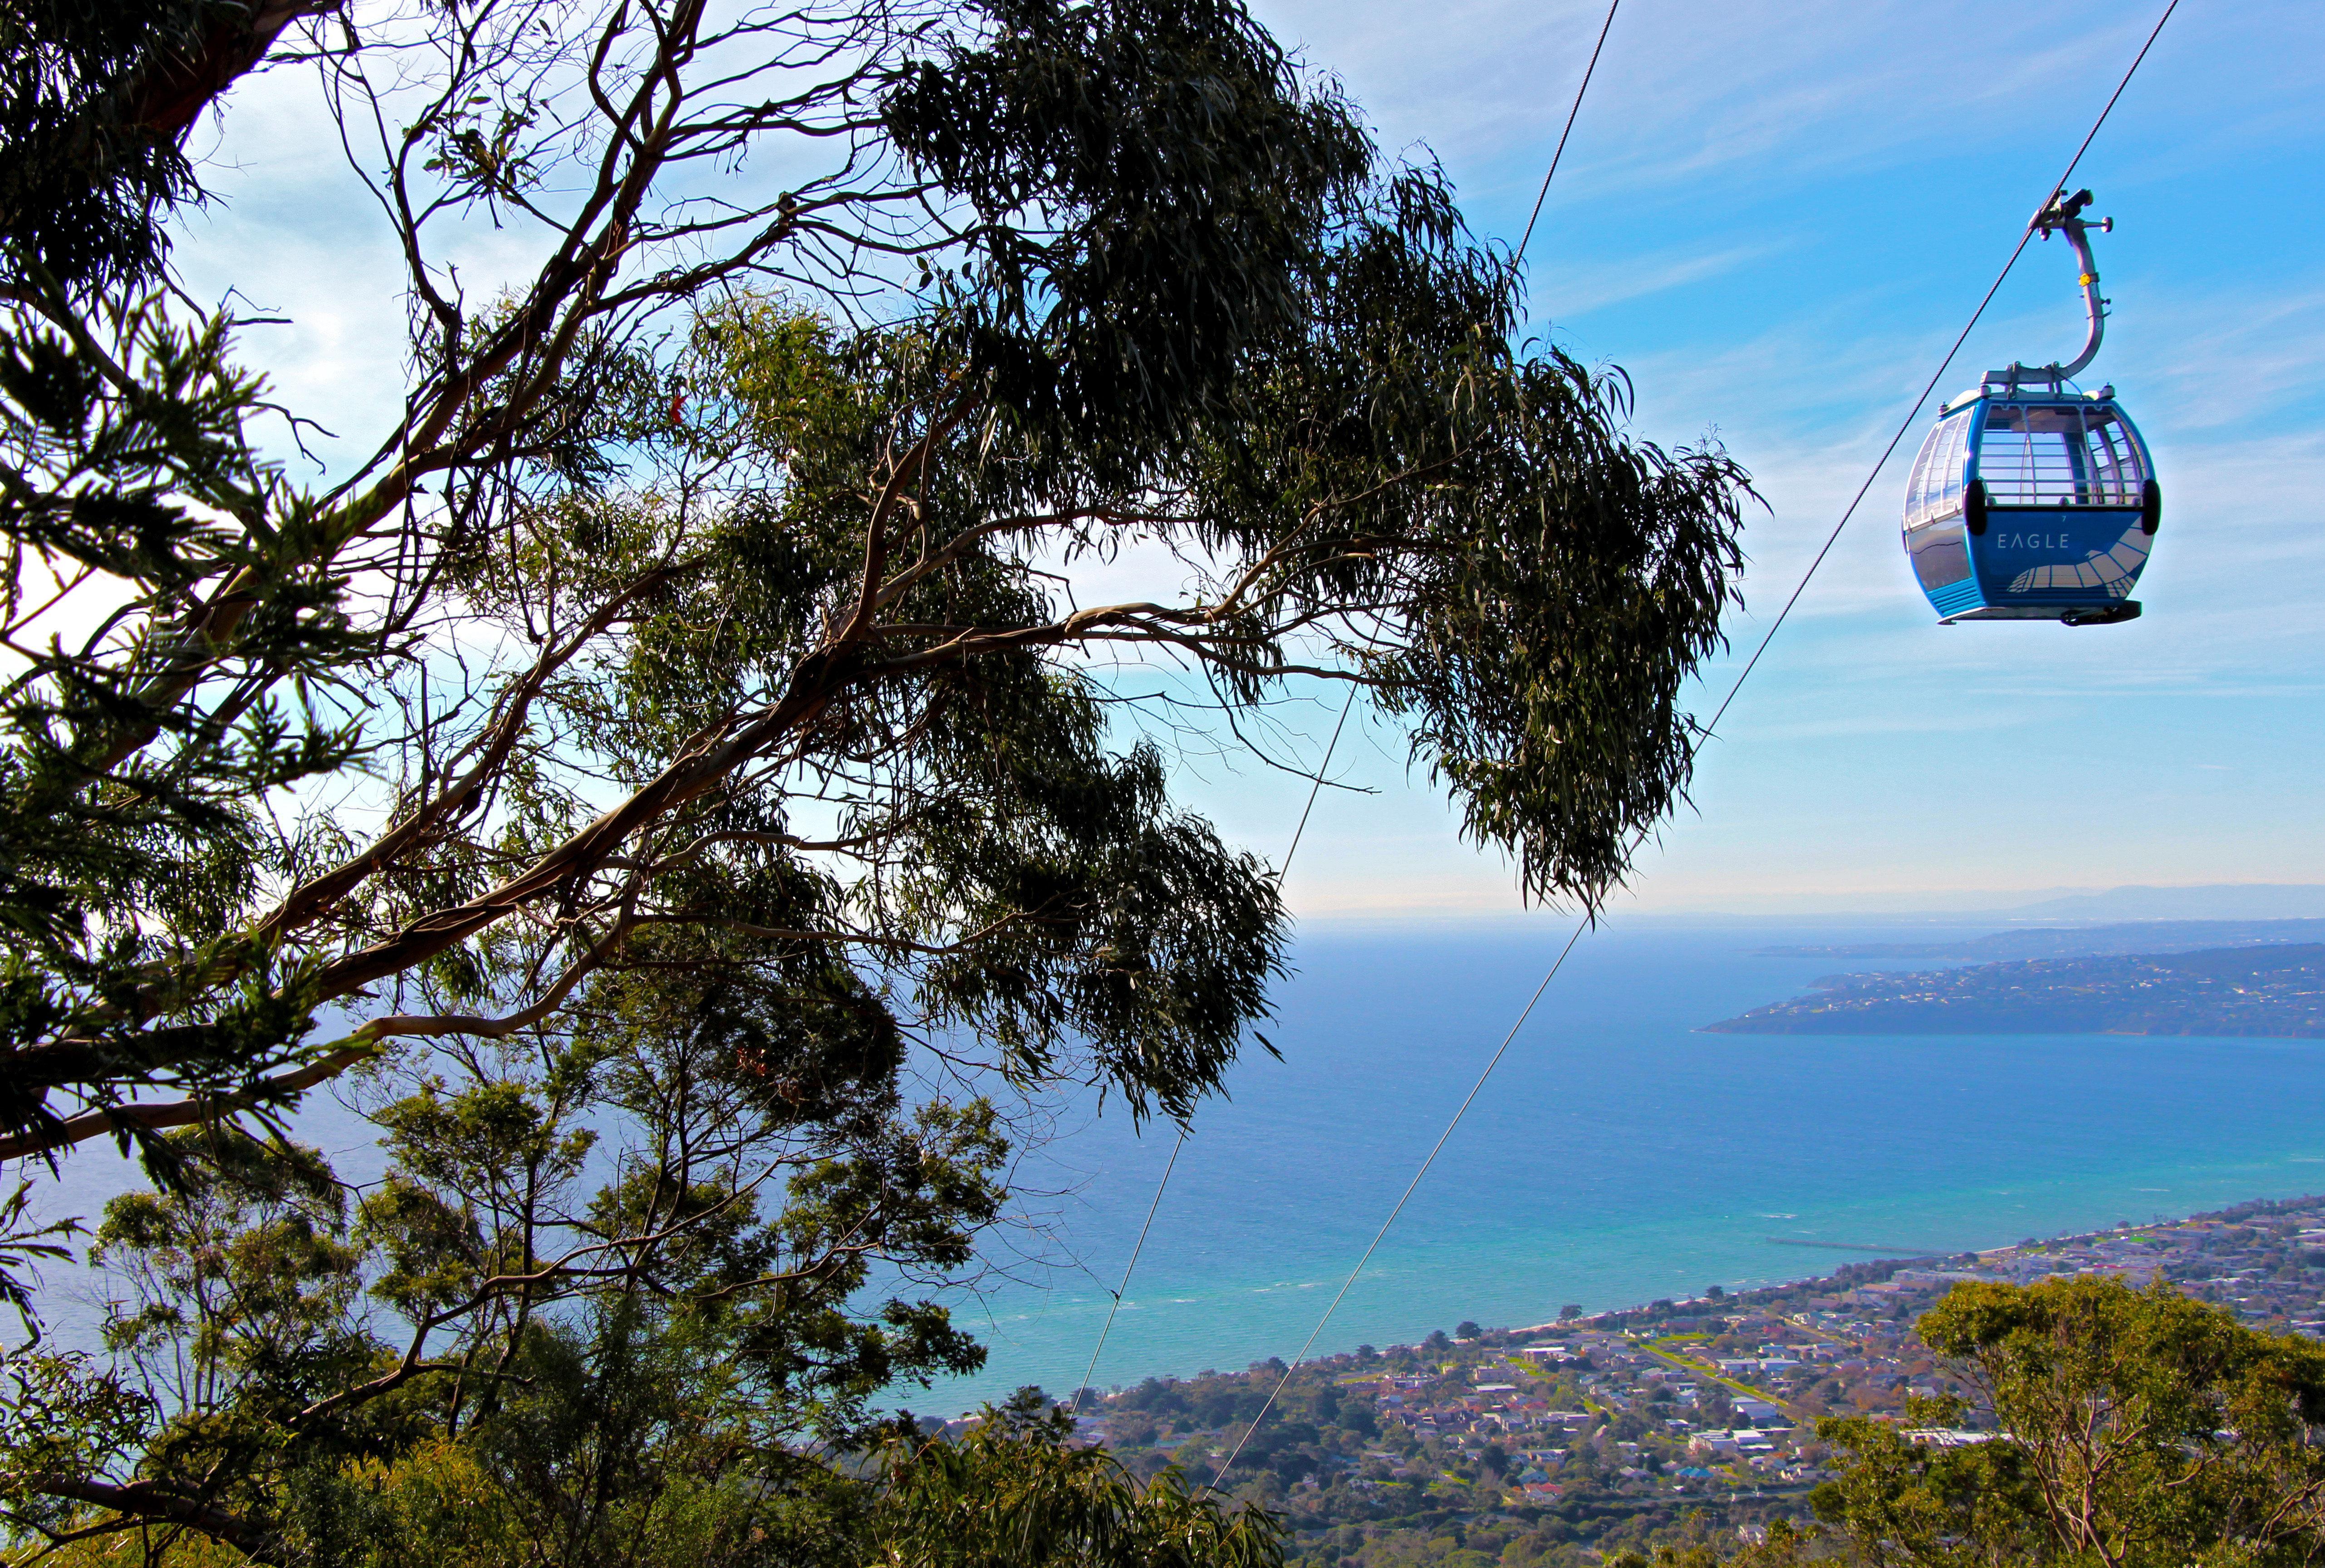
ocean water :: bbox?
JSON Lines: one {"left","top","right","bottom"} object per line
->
{"left": 23, "top": 921, "right": 2325, "bottom": 1416}
{"left": 922, "top": 920, "right": 2325, "bottom": 1413}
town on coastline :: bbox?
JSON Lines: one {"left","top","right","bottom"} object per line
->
{"left": 976, "top": 1192, "right": 2325, "bottom": 1568}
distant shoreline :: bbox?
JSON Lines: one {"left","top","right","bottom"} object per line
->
{"left": 1051, "top": 1190, "right": 2325, "bottom": 1403}
{"left": 1049, "top": 1203, "right": 2325, "bottom": 1559}
{"left": 1516, "top": 1188, "right": 2325, "bottom": 1342}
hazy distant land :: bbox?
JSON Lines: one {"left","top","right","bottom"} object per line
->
{"left": 1756, "top": 918, "right": 2325, "bottom": 964}
{"left": 1709, "top": 942, "right": 2325, "bottom": 1037}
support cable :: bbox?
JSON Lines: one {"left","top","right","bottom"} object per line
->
{"left": 1197, "top": 0, "right": 2176, "bottom": 1496}
{"left": 1068, "top": 686, "right": 1360, "bottom": 1414}
{"left": 1068, "top": 1130, "right": 1184, "bottom": 1412}
{"left": 1513, "top": 0, "right": 1622, "bottom": 269}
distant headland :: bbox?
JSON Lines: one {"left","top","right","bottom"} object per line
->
{"left": 1709, "top": 929, "right": 2325, "bottom": 1037}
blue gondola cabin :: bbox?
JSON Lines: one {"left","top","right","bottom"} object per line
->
{"left": 1901, "top": 385, "right": 2159, "bottom": 624}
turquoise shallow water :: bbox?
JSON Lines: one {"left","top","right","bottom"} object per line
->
{"left": 922, "top": 919, "right": 2325, "bottom": 1413}
{"left": 26, "top": 919, "right": 2325, "bottom": 1412}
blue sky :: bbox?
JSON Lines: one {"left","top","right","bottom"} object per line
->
{"left": 172, "top": 0, "right": 2325, "bottom": 921}
{"left": 1222, "top": 0, "right": 2325, "bottom": 918}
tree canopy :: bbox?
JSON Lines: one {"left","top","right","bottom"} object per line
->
{"left": 1790, "top": 1278, "right": 2325, "bottom": 1568}
{"left": 0, "top": 0, "right": 1756, "bottom": 1559}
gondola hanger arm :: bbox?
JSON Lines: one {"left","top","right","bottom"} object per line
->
{"left": 1993, "top": 186, "right": 2112, "bottom": 389}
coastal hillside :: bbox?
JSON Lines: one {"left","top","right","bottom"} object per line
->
{"left": 1707, "top": 944, "right": 2325, "bottom": 1036}
{"left": 1056, "top": 1193, "right": 2325, "bottom": 1568}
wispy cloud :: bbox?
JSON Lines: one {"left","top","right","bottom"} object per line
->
{"left": 1529, "top": 238, "right": 1792, "bottom": 320}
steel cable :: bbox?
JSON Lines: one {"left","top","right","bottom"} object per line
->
{"left": 1067, "top": 687, "right": 1361, "bottom": 1414}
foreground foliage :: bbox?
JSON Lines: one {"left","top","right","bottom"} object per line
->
{"left": 0, "top": 1376, "right": 1269, "bottom": 1568}
{"left": 1799, "top": 1277, "right": 2325, "bottom": 1568}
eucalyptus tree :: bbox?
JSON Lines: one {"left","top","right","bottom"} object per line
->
{"left": 0, "top": 0, "right": 283, "bottom": 294}
{"left": 1800, "top": 1279, "right": 2325, "bottom": 1568}
{"left": 0, "top": 0, "right": 1752, "bottom": 1557}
